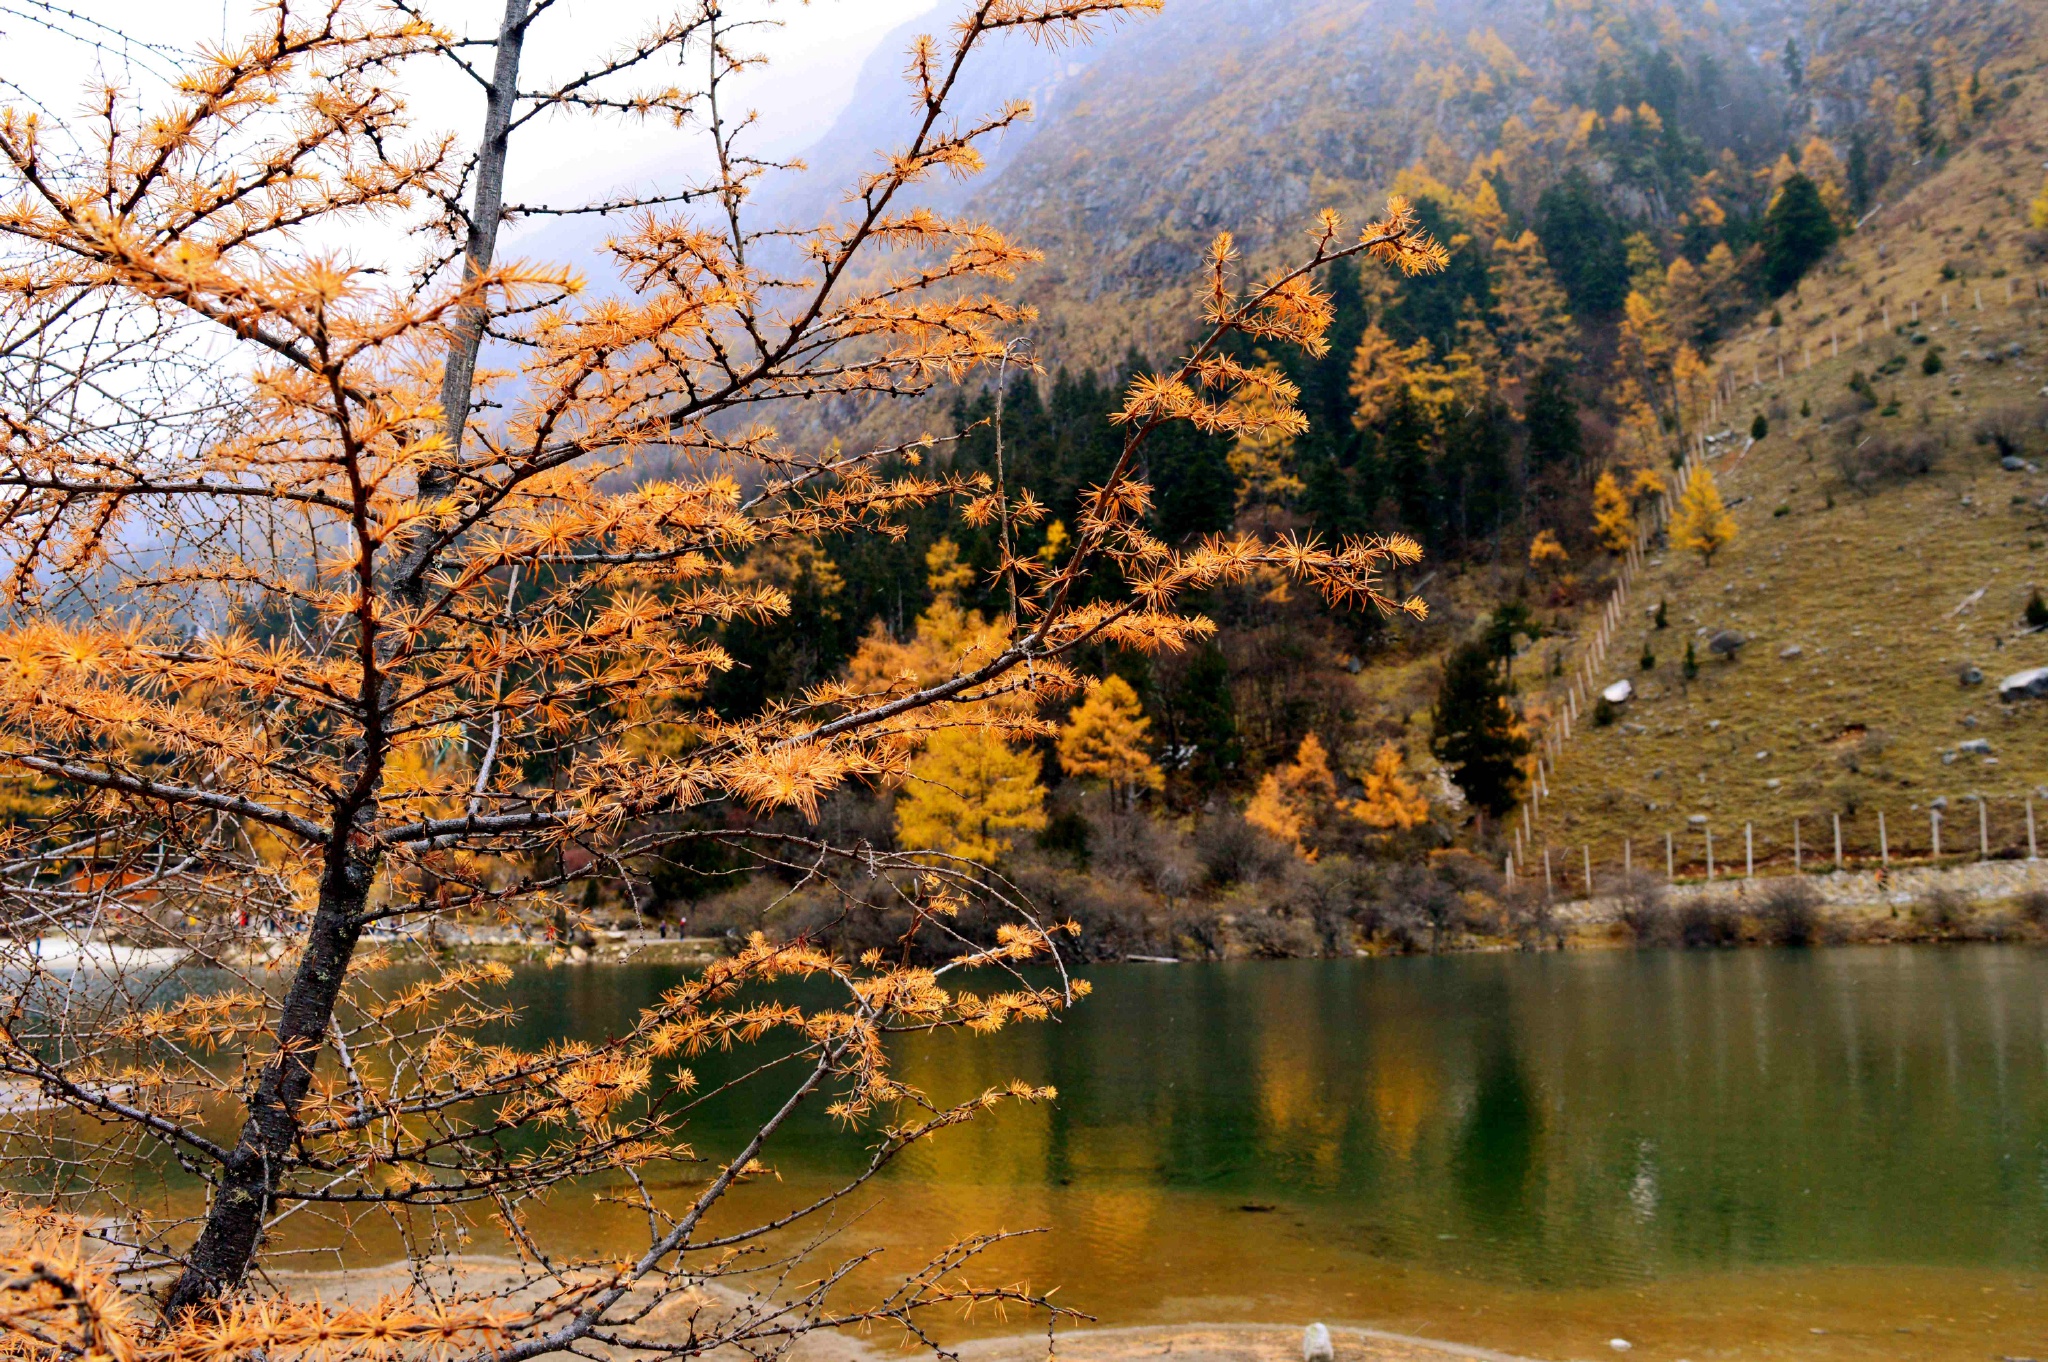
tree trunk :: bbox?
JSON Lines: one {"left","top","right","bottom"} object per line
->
{"left": 163, "top": 840, "right": 376, "bottom": 1315}
{"left": 398, "top": 0, "right": 532, "bottom": 605}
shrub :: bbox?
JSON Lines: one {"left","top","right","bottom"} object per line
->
{"left": 1640, "top": 642, "right": 1656, "bottom": 670}
{"left": 1593, "top": 695, "right": 1618, "bottom": 726}
{"left": 1834, "top": 430, "right": 1937, "bottom": 493}
{"left": 2025, "top": 589, "right": 2048, "bottom": 631}
{"left": 1678, "top": 898, "right": 1741, "bottom": 947}
{"left": 1921, "top": 345, "right": 1944, "bottom": 376}
{"left": 1751, "top": 412, "right": 1769, "bottom": 440}
{"left": 1614, "top": 871, "right": 1673, "bottom": 945}
{"left": 1914, "top": 885, "right": 1970, "bottom": 937}
{"left": 1197, "top": 810, "right": 1294, "bottom": 888}
{"left": 2010, "top": 888, "right": 2048, "bottom": 928}
{"left": 1759, "top": 878, "right": 1823, "bottom": 946}
{"left": 1973, "top": 401, "right": 2046, "bottom": 459}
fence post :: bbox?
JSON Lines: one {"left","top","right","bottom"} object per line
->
{"left": 1745, "top": 822, "right": 1754, "bottom": 879}
{"left": 1625, "top": 838, "right": 1632, "bottom": 876}
{"left": 2030, "top": 799, "right": 2039, "bottom": 861}
{"left": 1834, "top": 813, "right": 1842, "bottom": 870}
{"left": 1584, "top": 845, "right": 1593, "bottom": 896}
{"left": 1706, "top": 829, "right": 1715, "bottom": 881}
{"left": 1879, "top": 811, "right": 1889, "bottom": 867}
{"left": 1544, "top": 847, "right": 1553, "bottom": 895}
{"left": 1506, "top": 856, "right": 1515, "bottom": 889}
{"left": 1932, "top": 808, "right": 1941, "bottom": 860}
{"left": 1979, "top": 798, "right": 1989, "bottom": 860}
{"left": 1665, "top": 831, "right": 1674, "bottom": 882}
{"left": 1794, "top": 817, "right": 1802, "bottom": 872}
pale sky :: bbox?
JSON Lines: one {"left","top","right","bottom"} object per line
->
{"left": 2, "top": 0, "right": 946, "bottom": 216}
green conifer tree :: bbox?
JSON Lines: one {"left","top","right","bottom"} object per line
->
{"left": 1430, "top": 641, "right": 1531, "bottom": 817}
{"left": 1761, "top": 174, "right": 1840, "bottom": 295}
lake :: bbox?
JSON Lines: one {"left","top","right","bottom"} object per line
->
{"left": 443, "top": 946, "right": 2048, "bottom": 1361}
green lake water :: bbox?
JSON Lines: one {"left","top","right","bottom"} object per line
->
{"left": 461, "top": 946, "right": 2048, "bottom": 1360}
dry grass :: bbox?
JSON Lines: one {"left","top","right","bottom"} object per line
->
{"left": 1531, "top": 62, "right": 2048, "bottom": 875}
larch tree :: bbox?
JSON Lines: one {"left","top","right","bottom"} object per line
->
{"left": 1591, "top": 470, "right": 1634, "bottom": 551}
{"left": 0, "top": 0, "right": 1444, "bottom": 1353}
{"left": 1528, "top": 528, "right": 1568, "bottom": 573}
{"left": 894, "top": 726, "right": 1048, "bottom": 864}
{"left": 1056, "top": 674, "right": 1163, "bottom": 809}
{"left": 1346, "top": 743, "right": 1429, "bottom": 832}
{"left": 1671, "top": 466, "right": 1738, "bottom": 563}
{"left": 1347, "top": 322, "right": 1427, "bottom": 430}
{"left": 1244, "top": 732, "right": 1339, "bottom": 859}
{"left": 1487, "top": 229, "right": 1576, "bottom": 390}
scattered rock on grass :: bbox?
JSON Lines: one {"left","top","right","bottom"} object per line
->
{"left": 2000, "top": 666, "right": 2048, "bottom": 701}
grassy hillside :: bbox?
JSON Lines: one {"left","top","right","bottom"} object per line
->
{"left": 1531, "top": 60, "right": 2048, "bottom": 874}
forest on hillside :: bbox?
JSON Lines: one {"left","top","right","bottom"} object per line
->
{"left": 656, "top": 0, "right": 2019, "bottom": 959}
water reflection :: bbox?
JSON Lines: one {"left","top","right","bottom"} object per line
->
{"left": 451, "top": 948, "right": 2048, "bottom": 1283}
{"left": 118, "top": 947, "right": 2048, "bottom": 1359}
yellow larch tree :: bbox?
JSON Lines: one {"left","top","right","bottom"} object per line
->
{"left": 1346, "top": 743, "right": 1430, "bottom": 832}
{"left": 1488, "top": 229, "right": 1577, "bottom": 389}
{"left": 1349, "top": 322, "right": 1429, "bottom": 429}
{"left": 0, "top": 1, "right": 1447, "bottom": 1349}
{"left": 1671, "top": 467, "right": 1738, "bottom": 563}
{"left": 1057, "top": 675, "right": 1163, "bottom": 809}
{"left": 1592, "top": 470, "right": 1634, "bottom": 552}
{"left": 1528, "top": 528, "right": 1569, "bottom": 572}
{"left": 1226, "top": 361, "right": 1309, "bottom": 518}
{"left": 895, "top": 727, "right": 1048, "bottom": 864}
{"left": 1245, "top": 732, "right": 1340, "bottom": 858}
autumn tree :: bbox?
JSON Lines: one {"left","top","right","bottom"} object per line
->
{"left": 1347, "top": 743, "right": 1430, "bottom": 832}
{"left": 896, "top": 727, "right": 1049, "bottom": 863}
{"left": 1245, "top": 732, "right": 1341, "bottom": 857}
{"left": 1488, "top": 230, "right": 1577, "bottom": 390}
{"left": 1528, "top": 528, "right": 1569, "bottom": 572}
{"left": 1671, "top": 466, "right": 1739, "bottom": 563}
{"left": 1592, "top": 470, "right": 1634, "bottom": 551}
{"left": 0, "top": 0, "right": 1445, "bottom": 1348}
{"left": 1057, "top": 674, "right": 1163, "bottom": 809}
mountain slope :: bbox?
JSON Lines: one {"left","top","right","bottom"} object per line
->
{"left": 1531, "top": 47, "right": 2048, "bottom": 870}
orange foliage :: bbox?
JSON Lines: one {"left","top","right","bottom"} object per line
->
{"left": 0, "top": 0, "right": 1439, "bottom": 1350}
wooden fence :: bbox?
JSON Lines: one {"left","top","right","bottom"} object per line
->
{"left": 1506, "top": 265, "right": 2048, "bottom": 891}
{"left": 1507, "top": 799, "right": 2044, "bottom": 895}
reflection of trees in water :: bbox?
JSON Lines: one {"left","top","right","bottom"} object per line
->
{"left": 1453, "top": 1033, "right": 1542, "bottom": 1236}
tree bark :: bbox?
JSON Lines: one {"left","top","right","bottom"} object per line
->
{"left": 398, "top": 0, "right": 533, "bottom": 604}
{"left": 163, "top": 837, "right": 376, "bottom": 1314}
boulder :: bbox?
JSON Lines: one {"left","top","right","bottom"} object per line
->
{"left": 1958, "top": 738, "right": 1992, "bottom": 755}
{"left": 1303, "top": 1324, "right": 1334, "bottom": 1362}
{"left": 1602, "top": 679, "right": 1634, "bottom": 704}
{"left": 1708, "top": 629, "right": 1746, "bottom": 660}
{"left": 1687, "top": 814, "right": 1709, "bottom": 827}
{"left": 1960, "top": 665, "right": 1985, "bottom": 687}
{"left": 1999, "top": 666, "right": 2048, "bottom": 701}
{"left": 1779, "top": 644, "right": 1804, "bottom": 660}
{"left": 2003, "top": 455, "right": 2028, "bottom": 472}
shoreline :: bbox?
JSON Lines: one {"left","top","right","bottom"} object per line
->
{"left": 250, "top": 1261, "right": 1543, "bottom": 1362}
